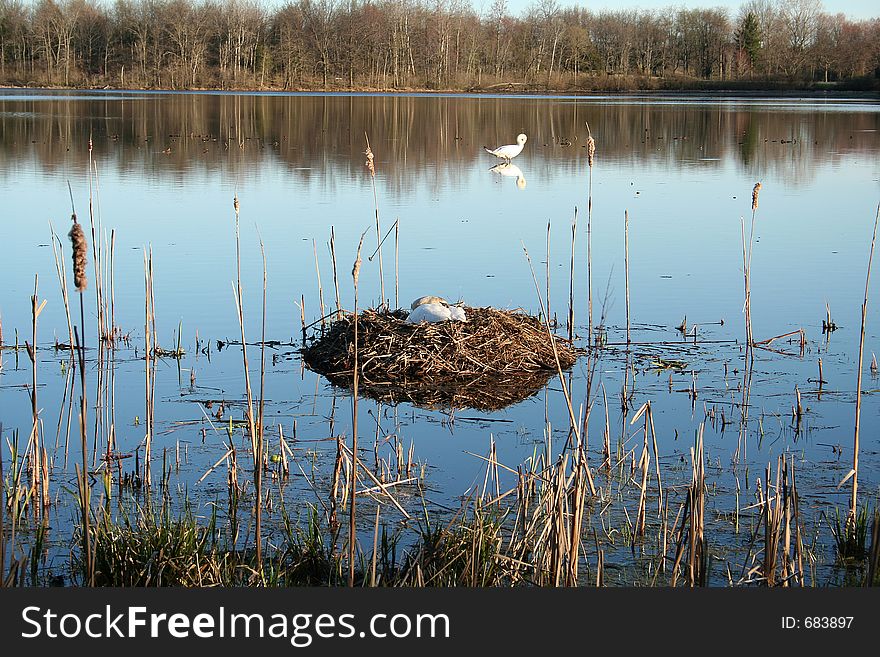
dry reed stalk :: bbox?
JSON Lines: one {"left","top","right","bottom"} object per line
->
{"left": 330, "top": 227, "right": 342, "bottom": 319}
{"left": 143, "top": 249, "right": 154, "bottom": 489}
{"left": 371, "top": 504, "right": 380, "bottom": 586}
{"left": 634, "top": 440, "right": 649, "bottom": 540}
{"left": 254, "top": 238, "right": 269, "bottom": 572}
{"left": 523, "top": 245, "right": 596, "bottom": 496}
{"left": 331, "top": 436, "right": 344, "bottom": 509}
{"left": 339, "top": 442, "right": 410, "bottom": 518}
{"left": 87, "top": 157, "right": 108, "bottom": 345}
{"left": 689, "top": 424, "right": 706, "bottom": 586}
{"left": 28, "top": 277, "right": 47, "bottom": 510}
{"left": 109, "top": 229, "right": 116, "bottom": 343}
{"left": 567, "top": 456, "right": 589, "bottom": 585}
{"left": 349, "top": 233, "right": 366, "bottom": 587}
{"left": 760, "top": 456, "right": 789, "bottom": 586}
{"left": 394, "top": 220, "right": 400, "bottom": 309}
{"left": 585, "top": 123, "right": 595, "bottom": 346}
{"left": 364, "top": 134, "right": 385, "bottom": 306}
{"left": 849, "top": 204, "right": 880, "bottom": 530}
{"left": 740, "top": 218, "right": 751, "bottom": 349}
{"left": 313, "top": 239, "right": 326, "bottom": 330}
{"left": 546, "top": 221, "right": 552, "bottom": 325}
{"left": 230, "top": 197, "right": 260, "bottom": 568}
{"left": 783, "top": 457, "right": 793, "bottom": 584}
{"left": 632, "top": 401, "right": 664, "bottom": 517}
{"left": 50, "top": 226, "right": 75, "bottom": 351}
{"left": 624, "top": 210, "right": 631, "bottom": 344}
{"left": 70, "top": 211, "right": 92, "bottom": 585}
{"left": 568, "top": 208, "right": 577, "bottom": 343}
{"left": 602, "top": 384, "right": 611, "bottom": 471}
{"left": 742, "top": 183, "right": 762, "bottom": 352}
{"left": 671, "top": 424, "right": 705, "bottom": 586}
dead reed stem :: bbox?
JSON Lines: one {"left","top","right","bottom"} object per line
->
{"left": 69, "top": 206, "right": 94, "bottom": 585}
{"left": 850, "top": 203, "right": 880, "bottom": 528}
{"left": 231, "top": 196, "right": 259, "bottom": 567}
{"left": 568, "top": 208, "right": 577, "bottom": 343}
{"left": 371, "top": 504, "right": 380, "bottom": 586}
{"left": 364, "top": 134, "right": 385, "bottom": 306}
{"left": 689, "top": 423, "right": 706, "bottom": 586}
{"left": 625, "top": 210, "right": 631, "bottom": 344}
{"left": 394, "top": 220, "right": 400, "bottom": 310}
{"left": 330, "top": 227, "right": 342, "bottom": 320}
{"left": 546, "top": 221, "right": 552, "bottom": 325}
{"left": 49, "top": 226, "right": 75, "bottom": 351}
{"left": 350, "top": 232, "right": 366, "bottom": 587}
{"left": 585, "top": 122, "right": 594, "bottom": 345}
{"left": 523, "top": 245, "right": 596, "bottom": 496}
{"left": 313, "top": 239, "right": 326, "bottom": 330}
{"left": 143, "top": 249, "right": 154, "bottom": 489}
{"left": 255, "top": 237, "right": 269, "bottom": 572}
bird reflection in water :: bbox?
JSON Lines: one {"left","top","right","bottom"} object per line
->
{"left": 489, "top": 162, "right": 527, "bottom": 189}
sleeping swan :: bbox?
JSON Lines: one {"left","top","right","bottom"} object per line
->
{"left": 406, "top": 296, "right": 467, "bottom": 323}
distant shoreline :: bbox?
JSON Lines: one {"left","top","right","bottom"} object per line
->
{"left": 2, "top": 83, "right": 878, "bottom": 100}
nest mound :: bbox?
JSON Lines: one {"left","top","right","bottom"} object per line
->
{"left": 301, "top": 306, "right": 578, "bottom": 411}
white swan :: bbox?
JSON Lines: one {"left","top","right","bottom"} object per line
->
{"left": 489, "top": 162, "right": 527, "bottom": 189}
{"left": 406, "top": 296, "right": 467, "bottom": 323}
{"left": 411, "top": 295, "right": 449, "bottom": 309}
{"left": 483, "top": 133, "right": 527, "bottom": 162}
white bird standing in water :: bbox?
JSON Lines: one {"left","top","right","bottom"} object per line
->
{"left": 483, "top": 133, "right": 527, "bottom": 162}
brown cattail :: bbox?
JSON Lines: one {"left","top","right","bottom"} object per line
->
{"left": 233, "top": 195, "right": 240, "bottom": 214}
{"left": 752, "top": 182, "right": 762, "bottom": 211}
{"left": 352, "top": 252, "right": 362, "bottom": 284}
{"left": 69, "top": 216, "right": 88, "bottom": 292}
{"left": 585, "top": 122, "right": 596, "bottom": 168}
{"left": 364, "top": 145, "right": 375, "bottom": 177}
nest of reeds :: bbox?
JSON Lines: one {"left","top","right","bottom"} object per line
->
{"left": 301, "top": 306, "right": 578, "bottom": 411}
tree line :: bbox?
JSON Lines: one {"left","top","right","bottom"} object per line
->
{"left": 0, "top": 0, "right": 878, "bottom": 91}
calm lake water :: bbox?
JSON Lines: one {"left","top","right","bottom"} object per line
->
{"left": 1, "top": 90, "right": 879, "bottom": 584}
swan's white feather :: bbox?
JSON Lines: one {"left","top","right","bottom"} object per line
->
{"left": 406, "top": 303, "right": 467, "bottom": 324}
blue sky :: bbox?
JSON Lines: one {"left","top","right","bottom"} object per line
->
{"left": 490, "top": 0, "right": 878, "bottom": 20}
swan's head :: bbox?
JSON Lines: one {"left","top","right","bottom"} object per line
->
{"left": 517, "top": 134, "right": 528, "bottom": 145}
{"left": 411, "top": 295, "right": 449, "bottom": 310}
{"left": 516, "top": 176, "right": 526, "bottom": 190}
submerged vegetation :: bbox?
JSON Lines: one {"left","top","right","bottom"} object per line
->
{"left": 2, "top": 98, "right": 880, "bottom": 589}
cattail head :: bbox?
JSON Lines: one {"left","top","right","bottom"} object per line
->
{"left": 352, "top": 234, "right": 365, "bottom": 286}
{"left": 352, "top": 252, "right": 362, "bottom": 284}
{"left": 233, "top": 195, "right": 240, "bottom": 214}
{"left": 587, "top": 136, "right": 596, "bottom": 168}
{"left": 68, "top": 215, "right": 88, "bottom": 292}
{"left": 751, "top": 182, "right": 762, "bottom": 211}
{"left": 364, "top": 145, "right": 375, "bottom": 177}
